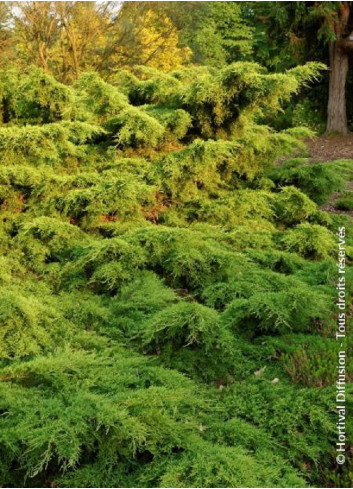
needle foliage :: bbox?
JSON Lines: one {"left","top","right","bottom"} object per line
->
{"left": 0, "top": 62, "right": 352, "bottom": 488}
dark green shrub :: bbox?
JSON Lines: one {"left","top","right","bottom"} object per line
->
{"left": 266, "top": 334, "right": 350, "bottom": 386}
{"left": 0, "top": 348, "right": 202, "bottom": 487}
{"left": 142, "top": 302, "right": 234, "bottom": 380}
{"left": 62, "top": 237, "right": 146, "bottom": 293}
{"left": 269, "top": 160, "right": 344, "bottom": 204}
{"left": 222, "top": 286, "right": 329, "bottom": 335}
{"left": 221, "top": 380, "right": 352, "bottom": 481}
{"left": 335, "top": 191, "right": 353, "bottom": 211}
{"left": 111, "top": 271, "right": 178, "bottom": 337}
{"left": 126, "top": 226, "right": 240, "bottom": 290}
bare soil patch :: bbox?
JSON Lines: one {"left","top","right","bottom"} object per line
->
{"left": 307, "top": 133, "right": 353, "bottom": 162}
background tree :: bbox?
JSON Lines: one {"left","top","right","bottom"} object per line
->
{"left": 6, "top": 1, "right": 254, "bottom": 79}
{"left": 247, "top": 1, "right": 353, "bottom": 134}
{"left": 0, "top": 2, "right": 14, "bottom": 67}
{"left": 13, "top": 1, "right": 58, "bottom": 73}
{"left": 8, "top": 1, "right": 194, "bottom": 80}
{"left": 10, "top": 1, "right": 113, "bottom": 81}
{"left": 107, "top": 2, "right": 192, "bottom": 72}
{"left": 165, "top": 1, "right": 253, "bottom": 67}
{"left": 3, "top": 2, "right": 353, "bottom": 131}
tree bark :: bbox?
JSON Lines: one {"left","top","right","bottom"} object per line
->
{"left": 326, "top": 41, "right": 349, "bottom": 134}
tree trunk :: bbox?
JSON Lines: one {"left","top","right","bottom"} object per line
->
{"left": 326, "top": 41, "right": 349, "bottom": 134}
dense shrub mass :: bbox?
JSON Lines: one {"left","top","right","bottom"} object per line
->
{"left": 0, "top": 64, "right": 352, "bottom": 488}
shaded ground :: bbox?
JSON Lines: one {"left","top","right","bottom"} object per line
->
{"left": 306, "top": 134, "right": 353, "bottom": 216}
{"left": 307, "top": 133, "right": 353, "bottom": 163}
{"left": 320, "top": 180, "right": 353, "bottom": 217}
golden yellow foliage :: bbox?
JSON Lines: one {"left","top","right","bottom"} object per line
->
{"left": 135, "top": 10, "right": 192, "bottom": 71}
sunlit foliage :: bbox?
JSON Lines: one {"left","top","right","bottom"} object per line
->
{"left": 0, "top": 62, "right": 351, "bottom": 489}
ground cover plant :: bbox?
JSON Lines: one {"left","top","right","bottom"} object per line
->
{"left": 0, "top": 51, "right": 352, "bottom": 489}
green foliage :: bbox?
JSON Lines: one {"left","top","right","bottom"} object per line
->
{"left": 274, "top": 186, "right": 317, "bottom": 224}
{"left": 124, "top": 67, "right": 184, "bottom": 105}
{"left": 291, "top": 98, "right": 326, "bottom": 132}
{"left": 267, "top": 334, "right": 348, "bottom": 386}
{"left": 335, "top": 191, "right": 353, "bottom": 211}
{"left": 0, "top": 62, "right": 349, "bottom": 488}
{"left": 145, "top": 106, "right": 192, "bottom": 142}
{"left": 74, "top": 72, "right": 129, "bottom": 121}
{"left": 0, "top": 287, "right": 68, "bottom": 359}
{"left": 279, "top": 223, "right": 336, "bottom": 259}
{"left": 182, "top": 61, "right": 320, "bottom": 138}
{"left": 223, "top": 286, "right": 329, "bottom": 335}
{"left": 183, "top": 2, "right": 254, "bottom": 66}
{"left": 126, "top": 226, "right": 237, "bottom": 290}
{"left": 221, "top": 380, "right": 351, "bottom": 475}
{"left": 48, "top": 170, "right": 156, "bottom": 226}
{"left": 0, "top": 347, "right": 201, "bottom": 486}
{"left": 17, "top": 217, "right": 88, "bottom": 267}
{"left": 154, "top": 439, "right": 305, "bottom": 488}
{"left": 269, "top": 159, "right": 344, "bottom": 204}
{"left": 141, "top": 302, "right": 234, "bottom": 380}
{"left": 106, "top": 107, "right": 165, "bottom": 148}
{"left": 0, "top": 121, "right": 103, "bottom": 166}
{"left": 111, "top": 271, "right": 178, "bottom": 336}
{"left": 63, "top": 236, "right": 146, "bottom": 293}
{"left": 0, "top": 67, "right": 75, "bottom": 124}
